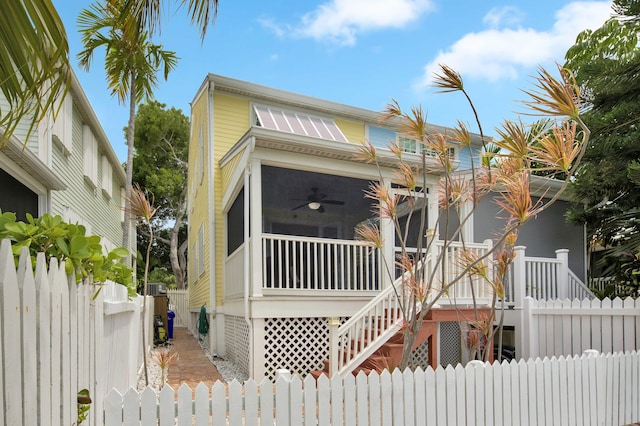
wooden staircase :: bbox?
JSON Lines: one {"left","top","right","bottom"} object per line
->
{"left": 310, "top": 317, "right": 438, "bottom": 379}
{"left": 308, "top": 240, "right": 496, "bottom": 379}
{"left": 309, "top": 306, "right": 494, "bottom": 379}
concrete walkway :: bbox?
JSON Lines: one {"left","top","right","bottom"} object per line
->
{"left": 166, "top": 328, "right": 224, "bottom": 394}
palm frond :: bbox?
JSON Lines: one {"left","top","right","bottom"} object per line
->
{"left": 521, "top": 65, "right": 581, "bottom": 119}
{"left": 0, "top": 0, "right": 70, "bottom": 147}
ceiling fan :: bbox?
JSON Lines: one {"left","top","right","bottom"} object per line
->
{"left": 291, "top": 187, "right": 344, "bottom": 213}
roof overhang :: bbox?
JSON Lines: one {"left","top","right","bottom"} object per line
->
{"left": 220, "top": 126, "right": 458, "bottom": 173}
{"left": 1, "top": 133, "right": 66, "bottom": 190}
{"left": 203, "top": 73, "right": 485, "bottom": 147}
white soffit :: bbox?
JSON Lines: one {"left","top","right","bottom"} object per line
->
{"left": 254, "top": 104, "right": 348, "bottom": 143}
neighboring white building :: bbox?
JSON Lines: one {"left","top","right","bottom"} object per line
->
{"left": 0, "top": 70, "right": 128, "bottom": 253}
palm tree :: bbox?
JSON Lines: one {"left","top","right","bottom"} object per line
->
{"left": 0, "top": 0, "right": 218, "bottom": 149}
{"left": 0, "top": 1, "right": 70, "bottom": 147}
{"left": 77, "top": 0, "right": 179, "bottom": 253}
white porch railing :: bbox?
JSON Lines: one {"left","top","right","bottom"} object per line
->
{"left": 261, "top": 234, "right": 379, "bottom": 292}
{"left": 506, "top": 247, "right": 595, "bottom": 303}
{"left": 329, "top": 239, "right": 496, "bottom": 376}
{"left": 434, "top": 239, "right": 495, "bottom": 303}
{"left": 225, "top": 243, "right": 245, "bottom": 299}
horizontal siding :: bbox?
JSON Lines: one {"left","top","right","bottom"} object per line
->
{"left": 368, "top": 125, "right": 396, "bottom": 148}
{"left": 50, "top": 105, "right": 123, "bottom": 250}
{"left": 0, "top": 95, "right": 40, "bottom": 154}
{"left": 334, "top": 118, "right": 364, "bottom": 145}
{"left": 213, "top": 93, "right": 250, "bottom": 307}
{"left": 188, "top": 91, "right": 211, "bottom": 309}
{"left": 456, "top": 145, "right": 482, "bottom": 171}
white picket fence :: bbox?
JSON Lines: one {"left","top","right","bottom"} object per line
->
{"left": 0, "top": 239, "right": 153, "bottom": 426}
{"left": 167, "top": 288, "right": 189, "bottom": 328}
{"left": 104, "top": 350, "right": 640, "bottom": 425}
{"left": 522, "top": 296, "right": 640, "bottom": 360}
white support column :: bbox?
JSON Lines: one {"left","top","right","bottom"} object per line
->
{"left": 512, "top": 246, "right": 526, "bottom": 306}
{"left": 512, "top": 246, "right": 526, "bottom": 360}
{"left": 381, "top": 183, "right": 396, "bottom": 290}
{"left": 556, "top": 249, "right": 569, "bottom": 300}
{"left": 250, "top": 159, "right": 263, "bottom": 297}
{"left": 459, "top": 199, "right": 474, "bottom": 243}
{"left": 521, "top": 297, "right": 537, "bottom": 359}
{"left": 328, "top": 317, "right": 340, "bottom": 376}
{"left": 252, "top": 318, "right": 265, "bottom": 379}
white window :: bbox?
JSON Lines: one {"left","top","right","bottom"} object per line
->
{"left": 82, "top": 125, "right": 98, "bottom": 186}
{"left": 198, "top": 224, "right": 205, "bottom": 277}
{"left": 398, "top": 136, "right": 456, "bottom": 159}
{"left": 52, "top": 95, "right": 73, "bottom": 155}
{"left": 101, "top": 155, "right": 113, "bottom": 198}
{"left": 253, "top": 104, "right": 348, "bottom": 142}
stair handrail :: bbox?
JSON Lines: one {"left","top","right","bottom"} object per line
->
{"left": 568, "top": 269, "right": 596, "bottom": 300}
{"left": 330, "top": 248, "right": 436, "bottom": 377}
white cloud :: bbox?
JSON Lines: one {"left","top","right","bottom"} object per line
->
{"left": 261, "top": 0, "right": 435, "bottom": 46}
{"left": 258, "top": 17, "right": 287, "bottom": 38}
{"left": 417, "top": 1, "right": 612, "bottom": 87}
{"left": 483, "top": 6, "right": 524, "bottom": 28}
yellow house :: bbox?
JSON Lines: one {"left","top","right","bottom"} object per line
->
{"left": 187, "top": 74, "right": 589, "bottom": 380}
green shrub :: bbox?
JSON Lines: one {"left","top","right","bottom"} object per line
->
{"left": 0, "top": 210, "right": 135, "bottom": 296}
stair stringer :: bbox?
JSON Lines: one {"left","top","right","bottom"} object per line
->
{"left": 336, "top": 318, "right": 404, "bottom": 378}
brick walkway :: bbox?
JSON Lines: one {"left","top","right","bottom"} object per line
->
{"left": 166, "top": 328, "right": 224, "bottom": 395}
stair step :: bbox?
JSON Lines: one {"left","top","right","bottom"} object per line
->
{"left": 309, "top": 370, "right": 328, "bottom": 380}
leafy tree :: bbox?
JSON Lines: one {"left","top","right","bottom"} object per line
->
{"left": 0, "top": 0, "right": 218, "bottom": 148}
{"left": 0, "top": 210, "right": 135, "bottom": 294}
{"left": 132, "top": 101, "right": 189, "bottom": 289}
{"left": 77, "top": 0, "right": 179, "bottom": 255}
{"left": 564, "top": 0, "right": 640, "bottom": 284}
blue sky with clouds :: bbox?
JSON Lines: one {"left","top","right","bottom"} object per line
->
{"left": 54, "top": 0, "right": 613, "bottom": 162}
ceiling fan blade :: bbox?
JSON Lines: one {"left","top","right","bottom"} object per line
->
{"left": 322, "top": 200, "right": 344, "bottom": 205}
{"left": 291, "top": 202, "right": 309, "bottom": 211}
{"left": 318, "top": 205, "right": 325, "bottom": 213}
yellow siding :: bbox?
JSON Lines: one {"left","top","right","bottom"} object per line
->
{"left": 213, "top": 94, "right": 251, "bottom": 307}
{"left": 221, "top": 148, "right": 246, "bottom": 195}
{"left": 188, "top": 90, "right": 210, "bottom": 309}
{"left": 335, "top": 118, "right": 365, "bottom": 145}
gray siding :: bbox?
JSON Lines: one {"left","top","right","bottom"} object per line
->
{"left": 0, "top": 96, "right": 39, "bottom": 153}
{"left": 473, "top": 196, "right": 586, "bottom": 280}
{"left": 50, "top": 105, "right": 123, "bottom": 250}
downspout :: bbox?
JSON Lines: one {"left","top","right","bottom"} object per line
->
{"left": 244, "top": 136, "right": 256, "bottom": 377}
{"left": 207, "top": 80, "right": 217, "bottom": 321}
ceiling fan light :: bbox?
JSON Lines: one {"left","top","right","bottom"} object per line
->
{"left": 308, "top": 201, "right": 321, "bottom": 210}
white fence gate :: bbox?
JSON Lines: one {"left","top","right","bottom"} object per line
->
{"left": 0, "top": 239, "right": 153, "bottom": 426}
{"left": 105, "top": 351, "right": 640, "bottom": 425}
{"left": 522, "top": 296, "right": 640, "bottom": 360}
{"left": 167, "top": 288, "right": 189, "bottom": 328}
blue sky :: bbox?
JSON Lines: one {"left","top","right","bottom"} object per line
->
{"left": 54, "top": 0, "right": 613, "bottom": 163}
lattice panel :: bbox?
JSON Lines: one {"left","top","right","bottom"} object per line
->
{"left": 263, "top": 317, "right": 346, "bottom": 380}
{"left": 439, "top": 321, "right": 461, "bottom": 367}
{"left": 411, "top": 340, "right": 429, "bottom": 369}
{"left": 224, "top": 315, "right": 250, "bottom": 376}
